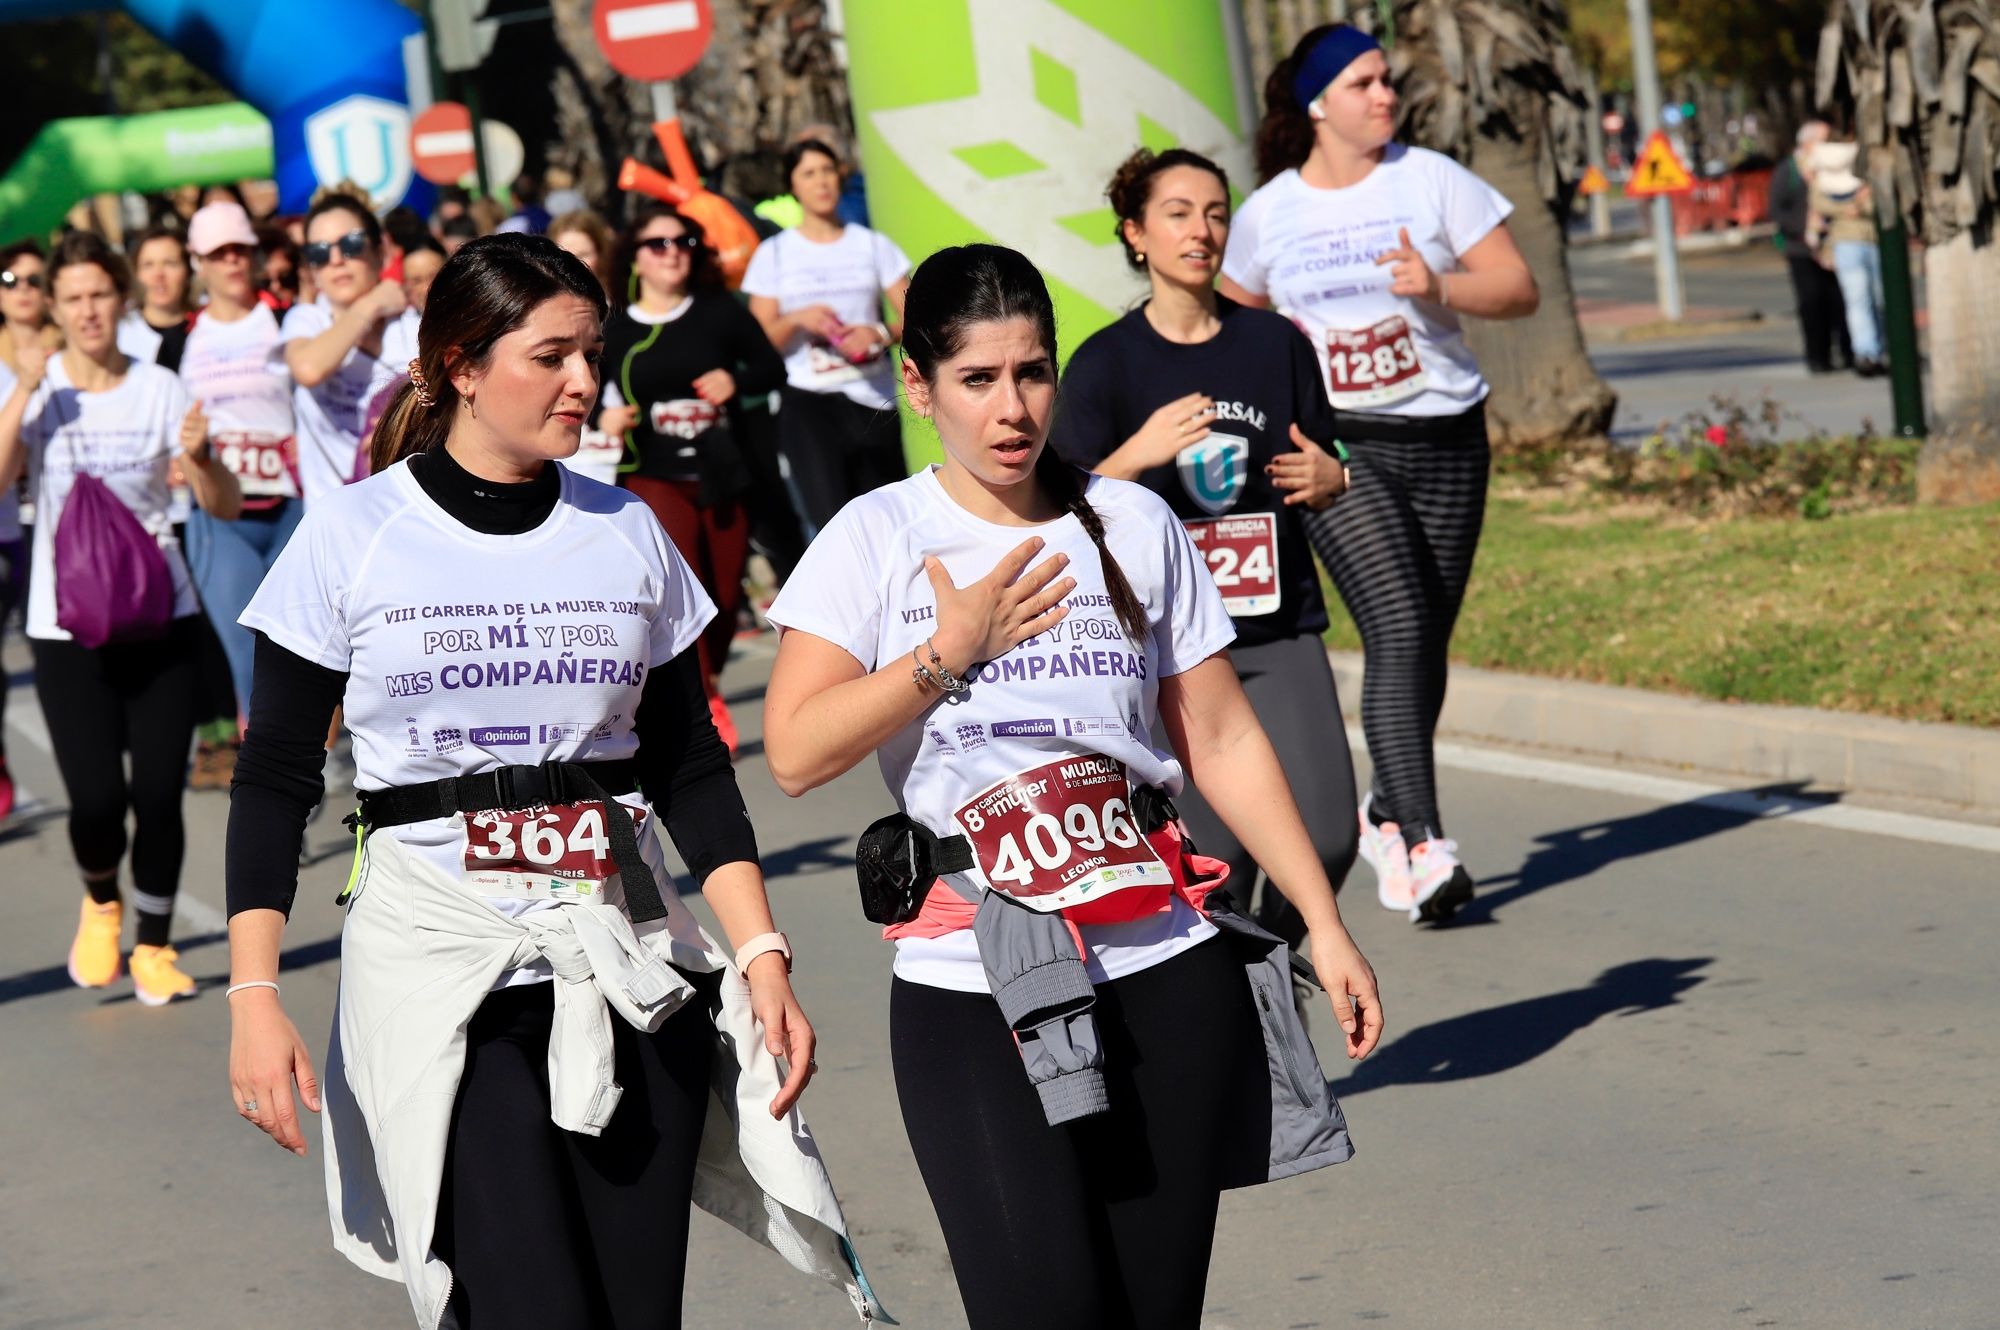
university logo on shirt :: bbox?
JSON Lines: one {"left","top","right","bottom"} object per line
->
{"left": 1177, "top": 433, "right": 1248, "bottom": 516}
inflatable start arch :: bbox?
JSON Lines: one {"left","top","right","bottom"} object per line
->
{"left": 0, "top": 0, "right": 425, "bottom": 224}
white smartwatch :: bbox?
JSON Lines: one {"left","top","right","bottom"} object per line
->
{"left": 733, "top": 931, "right": 792, "bottom": 976}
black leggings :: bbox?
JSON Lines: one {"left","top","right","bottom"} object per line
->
{"left": 892, "top": 937, "right": 1263, "bottom": 1330}
{"left": 31, "top": 615, "right": 201, "bottom": 946}
{"left": 1305, "top": 403, "right": 1490, "bottom": 838}
{"left": 1174, "top": 632, "right": 1359, "bottom": 946}
{"left": 777, "top": 385, "right": 905, "bottom": 536}
{"left": 435, "top": 979, "right": 713, "bottom": 1330}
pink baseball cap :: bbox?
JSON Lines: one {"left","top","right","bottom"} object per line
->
{"left": 188, "top": 201, "right": 259, "bottom": 256}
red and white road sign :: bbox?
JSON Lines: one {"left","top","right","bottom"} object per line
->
{"left": 593, "top": 0, "right": 714, "bottom": 82}
{"left": 410, "top": 102, "right": 477, "bottom": 186}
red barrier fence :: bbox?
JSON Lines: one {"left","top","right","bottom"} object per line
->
{"left": 1669, "top": 169, "right": 1773, "bottom": 234}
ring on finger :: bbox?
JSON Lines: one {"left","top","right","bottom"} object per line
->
{"left": 242, "top": 1098, "right": 258, "bottom": 1113}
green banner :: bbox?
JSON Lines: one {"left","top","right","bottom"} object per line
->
{"left": 843, "top": 0, "right": 1256, "bottom": 463}
{"left": 0, "top": 102, "right": 273, "bottom": 240}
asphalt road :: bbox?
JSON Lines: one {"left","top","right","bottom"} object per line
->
{"left": 2, "top": 633, "right": 1994, "bottom": 1329}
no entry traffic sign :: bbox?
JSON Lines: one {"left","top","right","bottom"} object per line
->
{"left": 593, "top": 0, "right": 714, "bottom": 82}
{"left": 410, "top": 102, "right": 477, "bottom": 186}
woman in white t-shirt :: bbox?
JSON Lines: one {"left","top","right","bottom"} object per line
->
{"left": 742, "top": 137, "right": 912, "bottom": 536}
{"left": 281, "top": 191, "right": 419, "bottom": 505}
{"left": 0, "top": 231, "right": 242, "bottom": 1008}
{"left": 225, "top": 234, "right": 876, "bottom": 1328}
{"left": 179, "top": 201, "right": 305, "bottom": 740}
{"left": 765, "top": 244, "right": 1381, "bottom": 1330}
{"left": 0, "top": 238, "right": 61, "bottom": 823}
{"left": 1221, "top": 24, "right": 1539, "bottom": 924}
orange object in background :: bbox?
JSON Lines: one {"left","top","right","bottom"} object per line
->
{"left": 617, "top": 118, "right": 759, "bottom": 288}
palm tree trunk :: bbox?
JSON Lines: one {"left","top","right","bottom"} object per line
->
{"left": 1461, "top": 119, "right": 1616, "bottom": 447}
{"left": 1916, "top": 230, "right": 2000, "bottom": 503}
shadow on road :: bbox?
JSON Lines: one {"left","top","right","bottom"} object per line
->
{"left": 1588, "top": 345, "right": 1800, "bottom": 380}
{"left": 1331, "top": 957, "right": 1711, "bottom": 1096}
{"left": 762, "top": 834, "right": 853, "bottom": 882}
{"left": 1456, "top": 782, "right": 1827, "bottom": 927}
{"left": 0, "top": 931, "right": 342, "bottom": 1008}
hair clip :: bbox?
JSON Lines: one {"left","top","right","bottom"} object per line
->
{"left": 408, "top": 359, "right": 436, "bottom": 409}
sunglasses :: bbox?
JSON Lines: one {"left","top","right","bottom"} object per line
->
{"left": 303, "top": 229, "right": 372, "bottom": 268}
{"left": 0, "top": 270, "right": 45, "bottom": 292}
{"left": 636, "top": 235, "right": 701, "bottom": 254}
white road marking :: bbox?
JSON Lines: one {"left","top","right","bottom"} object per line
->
{"left": 1344, "top": 726, "right": 2000, "bottom": 856}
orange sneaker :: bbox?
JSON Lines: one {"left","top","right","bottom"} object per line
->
{"left": 129, "top": 944, "right": 197, "bottom": 1006}
{"left": 68, "top": 897, "right": 124, "bottom": 989}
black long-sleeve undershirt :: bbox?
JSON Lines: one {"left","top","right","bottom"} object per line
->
{"left": 225, "top": 447, "right": 758, "bottom": 918}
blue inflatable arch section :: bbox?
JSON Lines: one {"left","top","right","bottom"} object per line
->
{"left": 0, "top": 0, "right": 427, "bottom": 213}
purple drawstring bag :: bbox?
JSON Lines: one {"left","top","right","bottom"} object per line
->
{"left": 54, "top": 472, "right": 174, "bottom": 648}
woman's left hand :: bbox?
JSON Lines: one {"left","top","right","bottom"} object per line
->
{"left": 1308, "top": 927, "right": 1383, "bottom": 1060}
{"left": 746, "top": 953, "right": 816, "bottom": 1117}
{"left": 179, "top": 400, "right": 211, "bottom": 463}
{"left": 692, "top": 368, "right": 737, "bottom": 406}
{"left": 1267, "top": 423, "right": 1348, "bottom": 509}
{"left": 1375, "top": 226, "right": 1442, "bottom": 303}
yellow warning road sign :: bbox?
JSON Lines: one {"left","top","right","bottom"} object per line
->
{"left": 1578, "top": 164, "right": 1610, "bottom": 196}
{"left": 1626, "top": 131, "right": 1694, "bottom": 197}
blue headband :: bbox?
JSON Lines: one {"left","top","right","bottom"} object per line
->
{"left": 1292, "top": 27, "right": 1382, "bottom": 110}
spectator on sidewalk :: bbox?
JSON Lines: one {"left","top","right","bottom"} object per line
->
{"left": 1808, "top": 141, "right": 1885, "bottom": 378}
{"left": 1769, "top": 121, "right": 1852, "bottom": 375}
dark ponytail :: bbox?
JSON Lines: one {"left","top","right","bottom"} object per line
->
{"left": 369, "top": 232, "right": 608, "bottom": 474}
{"left": 1255, "top": 24, "right": 1344, "bottom": 183}
{"left": 902, "top": 244, "right": 1148, "bottom": 643}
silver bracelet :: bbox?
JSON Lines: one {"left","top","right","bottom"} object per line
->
{"left": 917, "top": 638, "right": 968, "bottom": 693}
{"left": 226, "top": 980, "right": 280, "bottom": 998}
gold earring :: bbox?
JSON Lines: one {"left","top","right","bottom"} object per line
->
{"left": 464, "top": 392, "right": 476, "bottom": 418}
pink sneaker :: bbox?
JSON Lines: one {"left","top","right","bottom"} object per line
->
{"left": 1357, "top": 795, "right": 1415, "bottom": 913}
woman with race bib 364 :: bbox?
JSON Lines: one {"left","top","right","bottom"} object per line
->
{"left": 1221, "top": 24, "right": 1538, "bottom": 923}
{"left": 1055, "top": 145, "right": 1358, "bottom": 956}
{"left": 765, "top": 243, "right": 1379, "bottom": 1330}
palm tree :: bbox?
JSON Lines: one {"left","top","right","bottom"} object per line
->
{"left": 1249, "top": 0, "right": 1617, "bottom": 447}
{"left": 1819, "top": 0, "right": 2000, "bottom": 504}
{"left": 547, "top": 0, "right": 852, "bottom": 211}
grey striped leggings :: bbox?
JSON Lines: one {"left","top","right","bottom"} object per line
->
{"left": 1304, "top": 403, "right": 1490, "bottom": 839}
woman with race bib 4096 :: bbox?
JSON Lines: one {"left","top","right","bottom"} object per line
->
{"left": 765, "top": 243, "right": 1380, "bottom": 1330}
{"left": 1221, "top": 24, "right": 1538, "bottom": 924}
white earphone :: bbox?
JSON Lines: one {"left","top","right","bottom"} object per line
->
{"left": 1308, "top": 101, "right": 1327, "bottom": 121}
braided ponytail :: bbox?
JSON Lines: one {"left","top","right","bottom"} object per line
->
{"left": 904, "top": 244, "right": 1151, "bottom": 644}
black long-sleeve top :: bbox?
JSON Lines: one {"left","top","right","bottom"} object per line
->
{"left": 225, "top": 445, "right": 758, "bottom": 918}
{"left": 596, "top": 292, "right": 786, "bottom": 490}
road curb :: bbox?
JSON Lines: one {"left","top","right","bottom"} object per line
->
{"left": 1327, "top": 650, "right": 2000, "bottom": 819}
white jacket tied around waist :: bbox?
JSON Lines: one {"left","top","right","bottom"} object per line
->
{"left": 322, "top": 830, "right": 890, "bottom": 1327}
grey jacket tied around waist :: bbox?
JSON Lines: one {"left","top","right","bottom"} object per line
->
{"left": 945, "top": 862, "right": 1354, "bottom": 1186}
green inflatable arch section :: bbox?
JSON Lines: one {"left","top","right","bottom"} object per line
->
{"left": 0, "top": 101, "right": 273, "bottom": 239}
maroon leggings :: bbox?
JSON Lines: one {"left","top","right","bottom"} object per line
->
{"left": 624, "top": 476, "right": 749, "bottom": 683}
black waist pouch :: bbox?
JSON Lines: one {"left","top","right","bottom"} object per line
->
{"left": 855, "top": 812, "right": 973, "bottom": 925}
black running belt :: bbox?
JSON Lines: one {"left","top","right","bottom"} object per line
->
{"left": 351, "top": 759, "right": 666, "bottom": 923}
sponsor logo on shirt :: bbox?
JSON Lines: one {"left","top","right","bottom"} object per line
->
{"left": 928, "top": 727, "right": 957, "bottom": 754}
{"left": 990, "top": 718, "right": 1057, "bottom": 738}
{"left": 386, "top": 670, "right": 433, "bottom": 697}
{"left": 403, "top": 717, "right": 427, "bottom": 757}
{"left": 1062, "top": 716, "right": 1126, "bottom": 738}
{"left": 1176, "top": 432, "right": 1250, "bottom": 515}
{"left": 1213, "top": 399, "right": 1267, "bottom": 432}
{"left": 432, "top": 727, "right": 464, "bottom": 755}
{"left": 539, "top": 719, "right": 617, "bottom": 744}
{"left": 955, "top": 723, "right": 987, "bottom": 752}
{"left": 470, "top": 725, "right": 532, "bottom": 746}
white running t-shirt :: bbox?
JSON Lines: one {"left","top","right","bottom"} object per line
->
{"left": 15, "top": 355, "right": 199, "bottom": 640}
{"left": 1223, "top": 145, "right": 1511, "bottom": 417}
{"left": 740, "top": 226, "right": 910, "bottom": 410}
{"left": 768, "top": 468, "right": 1235, "bottom": 992}
{"left": 180, "top": 304, "right": 298, "bottom": 501}
{"left": 242, "top": 460, "right": 716, "bottom": 983}
{"left": 281, "top": 298, "right": 419, "bottom": 504}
